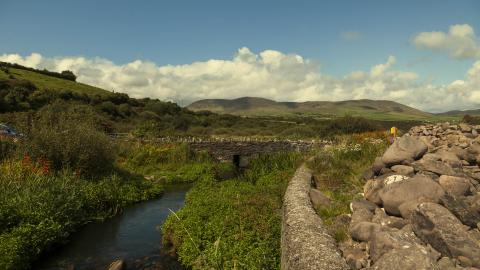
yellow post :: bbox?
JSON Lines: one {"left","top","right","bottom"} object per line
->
{"left": 390, "top": 127, "right": 398, "bottom": 141}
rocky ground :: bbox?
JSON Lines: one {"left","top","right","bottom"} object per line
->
{"left": 340, "top": 123, "right": 480, "bottom": 269}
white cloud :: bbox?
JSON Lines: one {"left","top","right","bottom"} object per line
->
{"left": 1, "top": 47, "right": 480, "bottom": 113}
{"left": 412, "top": 24, "right": 480, "bottom": 59}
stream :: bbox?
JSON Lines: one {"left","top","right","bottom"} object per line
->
{"left": 36, "top": 184, "right": 190, "bottom": 270}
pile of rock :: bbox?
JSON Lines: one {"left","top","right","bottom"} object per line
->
{"left": 342, "top": 123, "right": 480, "bottom": 270}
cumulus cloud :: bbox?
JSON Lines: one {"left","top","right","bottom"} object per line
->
{"left": 341, "top": 31, "right": 362, "bottom": 41}
{"left": 412, "top": 24, "right": 480, "bottom": 59}
{"left": 1, "top": 48, "right": 479, "bottom": 112}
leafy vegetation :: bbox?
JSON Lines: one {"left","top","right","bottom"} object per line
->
{"left": 119, "top": 142, "right": 227, "bottom": 184}
{"left": 307, "top": 132, "right": 388, "bottom": 242}
{"left": 0, "top": 102, "right": 165, "bottom": 269}
{"left": 162, "top": 152, "right": 303, "bottom": 270}
{"left": 0, "top": 160, "right": 163, "bottom": 270}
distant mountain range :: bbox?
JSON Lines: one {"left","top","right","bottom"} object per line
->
{"left": 436, "top": 109, "right": 480, "bottom": 116}
{"left": 187, "top": 97, "right": 437, "bottom": 121}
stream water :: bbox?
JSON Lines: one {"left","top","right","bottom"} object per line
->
{"left": 36, "top": 184, "right": 190, "bottom": 270}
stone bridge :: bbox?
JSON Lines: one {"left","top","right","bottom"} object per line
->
{"left": 188, "top": 140, "right": 315, "bottom": 166}
{"left": 109, "top": 134, "right": 326, "bottom": 167}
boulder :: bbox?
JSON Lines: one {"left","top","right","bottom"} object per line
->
{"left": 364, "top": 179, "right": 383, "bottom": 205}
{"left": 342, "top": 245, "right": 368, "bottom": 270}
{"left": 379, "top": 175, "right": 445, "bottom": 216}
{"left": 412, "top": 158, "right": 457, "bottom": 176}
{"left": 434, "top": 149, "right": 463, "bottom": 167}
{"left": 370, "top": 246, "right": 439, "bottom": 270}
{"left": 349, "top": 221, "right": 381, "bottom": 242}
{"left": 309, "top": 188, "right": 331, "bottom": 209}
{"left": 438, "top": 175, "right": 472, "bottom": 196}
{"left": 372, "top": 157, "right": 386, "bottom": 174}
{"left": 411, "top": 203, "right": 480, "bottom": 267}
{"left": 381, "top": 136, "right": 428, "bottom": 167}
{"left": 361, "top": 168, "right": 375, "bottom": 181}
{"left": 351, "top": 207, "right": 374, "bottom": 224}
{"left": 351, "top": 198, "right": 378, "bottom": 213}
{"left": 437, "top": 257, "right": 456, "bottom": 270}
{"left": 368, "top": 224, "right": 426, "bottom": 262}
{"left": 440, "top": 194, "right": 480, "bottom": 228}
{"left": 391, "top": 165, "right": 415, "bottom": 176}
{"left": 371, "top": 208, "right": 409, "bottom": 229}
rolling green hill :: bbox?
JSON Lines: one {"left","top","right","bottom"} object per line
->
{"left": 187, "top": 97, "right": 439, "bottom": 121}
{"left": 0, "top": 64, "right": 112, "bottom": 97}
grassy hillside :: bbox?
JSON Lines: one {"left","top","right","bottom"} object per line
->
{"left": 188, "top": 97, "right": 447, "bottom": 121}
{"left": 0, "top": 66, "right": 110, "bottom": 97}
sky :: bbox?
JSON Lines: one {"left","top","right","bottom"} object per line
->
{"left": 0, "top": 0, "right": 479, "bottom": 112}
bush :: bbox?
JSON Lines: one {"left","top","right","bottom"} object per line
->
{"left": 20, "top": 102, "right": 116, "bottom": 177}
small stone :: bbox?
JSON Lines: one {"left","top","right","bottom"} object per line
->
{"left": 458, "top": 256, "right": 473, "bottom": 267}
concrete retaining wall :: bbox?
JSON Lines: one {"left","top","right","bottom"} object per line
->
{"left": 281, "top": 165, "right": 348, "bottom": 270}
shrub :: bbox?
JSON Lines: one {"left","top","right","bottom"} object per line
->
{"left": 20, "top": 102, "right": 116, "bottom": 177}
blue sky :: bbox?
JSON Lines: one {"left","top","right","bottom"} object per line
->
{"left": 1, "top": 1, "right": 480, "bottom": 111}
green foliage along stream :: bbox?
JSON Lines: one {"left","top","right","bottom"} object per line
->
{"left": 162, "top": 152, "right": 303, "bottom": 270}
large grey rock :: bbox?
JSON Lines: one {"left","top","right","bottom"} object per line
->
{"left": 391, "top": 165, "right": 415, "bottom": 176}
{"left": 364, "top": 179, "right": 384, "bottom": 205}
{"left": 351, "top": 198, "right": 378, "bottom": 213}
{"left": 349, "top": 221, "right": 382, "bottom": 242}
{"left": 371, "top": 208, "right": 409, "bottom": 229}
{"left": 381, "top": 136, "right": 428, "bottom": 166}
{"left": 351, "top": 207, "right": 374, "bottom": 224}
{"left": 412, "top": 158, "right": 457, "bottom": 176}
{"left": 438, "top": 175, "right": 472, "bottom": 196}
{"left": 370, "top": 246, "right": 439, "bottom": 270}
{"left": 379, "top": 175, "right": 445, "bottom": 216}
{"left": 411, "top": 203, "right": 480, "bottom": 267}
{"left": 372, "top": 157, "right": 386, "bottom": 174}
{"left": 440, "top": 194, "right": 480, "bottom": 228}
{"left": 368, "top": 224, "right": 426, "bottom": 263}
{"left": 309, "top": 188, "right": 331, "bottom": 209}
{"left": 340, "top": 243, "right": 368, "bottom": 270}
{"left": 434, "top": 149, "right": 463, "bottom": 167}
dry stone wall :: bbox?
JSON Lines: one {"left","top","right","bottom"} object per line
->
{"left": 342, "top": 123, "right": 480, "bottom": 269}
{"left": 281, "top": 164, "right": 349, "bottom": 270}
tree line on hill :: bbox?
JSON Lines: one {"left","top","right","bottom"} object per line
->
{"left": 0, "top": 62, "right": 76, "bottom": 81}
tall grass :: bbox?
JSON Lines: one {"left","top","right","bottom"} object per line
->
{"left": 119, "top": 142, "right": 225, "bottom": 183}
{"left": 307, "top": 133, "right": 388, "bottom": 241}
{"left": 162, "top": 151, "right": 303, "bottom": 270}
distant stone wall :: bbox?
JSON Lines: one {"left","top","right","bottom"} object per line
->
{"left": 281, "top": 164, "right": 349, "bottom": 270}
